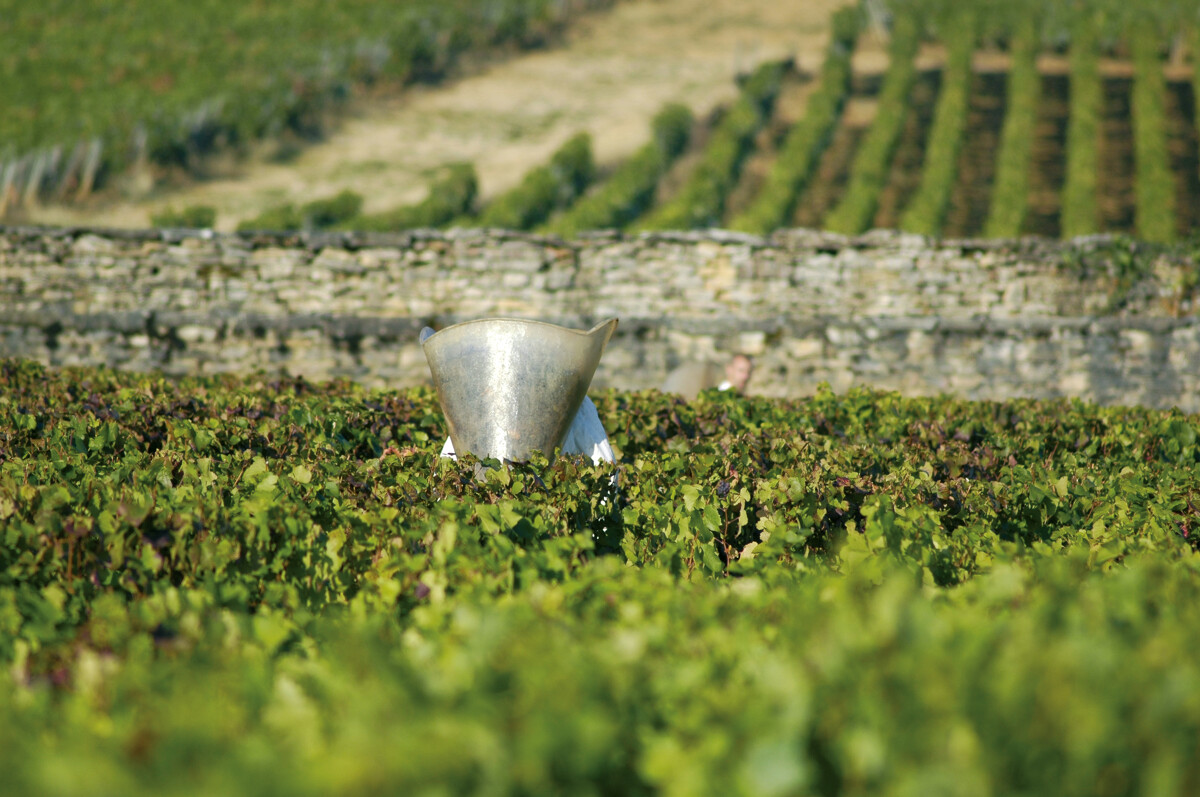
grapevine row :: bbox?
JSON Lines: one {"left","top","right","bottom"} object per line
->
{"left": 234, "top": 190, "right": 363, "bottom": 233}
{"left": 474, "top": 133, "right": 596, "bottom": 229}
{"left": 898, "top": 10, "right": 976, "bottom": 235}
{"left": 339, "top": 164, "right": 479, "bottom": 232}
{"left": 0, "top": 360, "right": 1198, "bottom": 793}
{"left": 1130, "top": 21, "right": 1176, "bottom": 243}
{"left": 635, "top": 60, "right": 787, "bottom": 230}
{"left": 233, "top": 132, "right": 589, "bottom": 234}
{"left": 822, "top": 12, "right": 920, "bottom": 235}
{"left": 542, "top": 104, "right": 694, "bottom": 238}
{"left": 1195, "top": 28, "right": 1200, "bottom": 190}
{"left": 1060, "top": 14, "right": 1101, "bottom": 238}
{"left": 983, "top": 17, "right": 1041, "bottom": 238}
{"left": 728, "top": 8, "right": 861, "bottom": 235}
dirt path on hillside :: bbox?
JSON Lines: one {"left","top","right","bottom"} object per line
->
{"left": 25, "top": 0, "right": 845, "bottom": 231}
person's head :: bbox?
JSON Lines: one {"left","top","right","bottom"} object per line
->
{"left": 724, "top": 354, "right": 753, "bottom": 392}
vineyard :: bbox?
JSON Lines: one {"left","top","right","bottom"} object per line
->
{"left": 0, "top": 0, "right": 614, "bottom": 213}
{"left": 8, "top": 1, "right": 1200, "bottom": 240}
{"left": 1, "top": 359, "right": 1198, "bottom": 793}
{"left": 215, "top": 0, "right": 1200, "bottom": 241}
{"left": 5, "top": 2, "right": 1200, "bottom": 792}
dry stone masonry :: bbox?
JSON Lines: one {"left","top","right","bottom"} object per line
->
{"left": 1, "top": 225, "right": 1197, "bottom": 412}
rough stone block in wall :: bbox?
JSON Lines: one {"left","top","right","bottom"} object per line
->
{"left": 0, "top": 225, "right": 1197, "bottom": 412}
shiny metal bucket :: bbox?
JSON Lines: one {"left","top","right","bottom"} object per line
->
{"left": 421, "top": 317, "right": 618, "bottom": 462}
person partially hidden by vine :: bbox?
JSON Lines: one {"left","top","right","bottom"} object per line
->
{"left": 660, "top": 354, "right": 753, "bottom": 400}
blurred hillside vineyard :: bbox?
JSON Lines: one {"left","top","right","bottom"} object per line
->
{"left": 4, "top": 0, "right": 1200, "bottom": 241}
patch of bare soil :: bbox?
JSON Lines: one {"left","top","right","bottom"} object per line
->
{"left": 723, "top": 67, "right": 816, "bottom": 221}
{"left": 1023, "top": 72, "right": 1068, "bottom": 237}
{"left": 788, "top": 31, "right": 885, "bottom": 229}
{"left": 1097, "top": 76, "right": 1135, "bottom": 235}
{"left": 24, "top": 0, "right": 845, "bottom": 231}
{"left": 1165, "top": 78, "right": 1200, "bottom": 238}
{"left": 872, "top": 64, "right": 940, "bottom": 230}
{"left": 791, "top": 107, "right": 870, "bottom": 229}
{"left": 943, "top": 70, "right": 1006, "bottom": 237}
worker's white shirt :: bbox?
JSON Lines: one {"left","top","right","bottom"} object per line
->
{"left": 439, "top": 396, "right": 615, "bottom": 465}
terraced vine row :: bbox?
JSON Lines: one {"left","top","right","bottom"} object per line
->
{"left": 983, "top": 19, "right": 1040, "bottom": 238}
{"left": 634, "top": 60, "right": 788, "bottom": 231}
{"left": 1131, "top": 21, "right": 1176, "bottom": 243}
{"left": 1061, "top": 16, "right": 1103, "bottom": 238}
{"left": 542, "top": 104, "right": 694, "bottom": 238}
{"left": 729, "top": 8, "right": 861, "bottom": 234}
{"left": 1023, "top": 71, "right": 1070, "bottom": 238}
{"left": 942, "top": 68, "right": 1006, "bottom": 237}
{"left": 1169, "top": 64, "right": 1200, "bottom": 238}
{"left": 897, "top": 12, "right": 976, "bottom": 235}
{"left": 822, "top": 13, "right": 922, "bottom": 235}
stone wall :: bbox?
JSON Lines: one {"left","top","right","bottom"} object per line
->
{"left": 1, "top": 225, "right": 1197, "bottom": 412}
